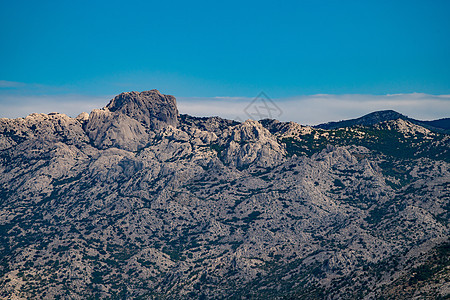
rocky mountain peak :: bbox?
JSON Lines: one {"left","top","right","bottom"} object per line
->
{"left": 84, "top": 90, "right": 178, "bottom": 151}
{"left": 316, "top": 109, "right": 407, "bottom": 129}
{"left": 105, "top": 89, "right": 178, "bottom": 128}
{"left": 315, "top": 109, "right": 450, "bottom": 133}
{"left": 361, "top": 109, "right": 406, "bottom": 122}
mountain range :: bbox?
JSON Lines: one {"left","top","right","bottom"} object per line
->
{"left": 316, "top": 110, "right": 450, "bottom": 133}
{"left": 0, "top": 90, "right": 448, "bottom": 299}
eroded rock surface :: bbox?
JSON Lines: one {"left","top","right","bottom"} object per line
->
{"left": 84, "top": 90, "right": 178, "bottom": 151}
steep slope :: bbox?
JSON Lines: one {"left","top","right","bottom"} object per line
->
{"left": 421, "top": 118, "right": 450, "bottom": 131}
{"left": 0, "top": 91, "right": 448, "bottom": 299}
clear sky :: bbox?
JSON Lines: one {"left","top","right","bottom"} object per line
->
{"left": 0, "top": 0, "right": 449, "bottom": 122}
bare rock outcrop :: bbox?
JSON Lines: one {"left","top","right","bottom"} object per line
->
{"left": 106, "top": 90, "right": 178, "bottom": 129}
{"left": 84, "top": 90, "right": 178, "bottom": 151}
{"left": 221, "top": 120, "right": 286, "bottom": 168}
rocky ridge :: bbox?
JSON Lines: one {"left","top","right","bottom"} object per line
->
{"left": 0, "top": 90, "right": 449, "bottom": 299}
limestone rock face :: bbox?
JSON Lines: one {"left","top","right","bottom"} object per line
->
{"left": 0, "top": 112, "right": 90, "bottom": 151}
{"left": 84, "top": 108, "right": 150, "bottom": 151}
{"left": 221, "top": 120, "right": 286, "bottom": 168}
{"left": 0, "top": 91, "right": 449, "bottom": 299}
{"left": 84, "top": 90, "right": 178, "bottom": 151}
{"left": 106, "top": 90, "right": 178, "bottom": 129}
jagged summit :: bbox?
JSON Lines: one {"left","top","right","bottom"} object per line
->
{"left": 105, "top": 89, "right": 178, "bottom": 128}
{"left": 106, "top": 90, "right": 162, "bottom": 110}
{"left": 84, "top": 90, "right": 179, "bottom": 151}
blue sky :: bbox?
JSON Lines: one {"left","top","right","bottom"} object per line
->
{"left": 0, "top": 0, "right": 449, "bottom": 122}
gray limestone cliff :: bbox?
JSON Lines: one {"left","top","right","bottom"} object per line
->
{"left": 84, "top": 90, "right": 178, "bottom": 151}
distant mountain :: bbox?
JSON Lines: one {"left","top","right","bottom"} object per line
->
{"left": 315, "top": 109, "right": 450, "bottom": 133}
{"left": 0, "top": 91, "right": 449, "bottom": 299}
{"left": 420, "top": 118, "right": 450, "bottom": 130}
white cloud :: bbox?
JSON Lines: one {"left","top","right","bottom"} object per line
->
{"left": 0, "top": 80, "right": 25, "bottom": 88}
{"left": 178, "top": 93, "right": 450, "bottom": 125}
{"left": 1, "top": 92, "right": 448, "bottom": 125}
